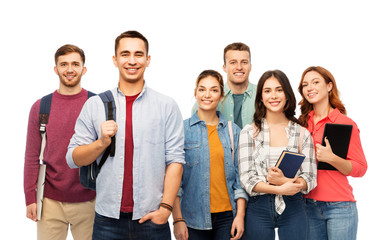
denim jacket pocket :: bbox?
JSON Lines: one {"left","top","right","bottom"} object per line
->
{"left": 184, "top": 142, "right": 200, "bottom": 167}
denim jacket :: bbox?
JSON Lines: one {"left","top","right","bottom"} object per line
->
{"left": 178, "top": 112, "right": 248, "bottom": 230}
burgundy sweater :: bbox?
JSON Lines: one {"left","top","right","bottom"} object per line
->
{"left": 24, "top": 89, "right": 95, "bottom": 206}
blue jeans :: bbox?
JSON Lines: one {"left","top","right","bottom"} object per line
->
{"left": 92, "top": 212, "right": 171, "bottom": 240}
{"left": 305, "top": 199, "right": 358, "bottom": 240}
{"left": 245, "top": 193, "right": 307, "bottom": 240}
{"left": 187, "top": 211, "right": 234, "bottom": 240}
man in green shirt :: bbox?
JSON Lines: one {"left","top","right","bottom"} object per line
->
{"left": 192, "top": 42, "right": 256, "bottom": 129}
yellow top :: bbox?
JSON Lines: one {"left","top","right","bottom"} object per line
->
{"left": 207, "top": 125, "right": 232, "bottom": 213}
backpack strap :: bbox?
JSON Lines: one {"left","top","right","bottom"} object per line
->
{"left": 227, "top": 121, "right": 234, "bottom": 162}
{"left": 88, "top": 91, "right": 96, "bottom": 98}
{"left": 98, "top": 90, "right": 116, "bottom": 169}
{"left": 39, "top": 93, "right": 53, "bottom": 132}
{"left": 298, "top": 126, "right": 305, "bottom": 154}
{"left": 38, "top": 93, "right": 53, "bottom": 163}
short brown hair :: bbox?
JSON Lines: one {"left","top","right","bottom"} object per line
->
{"left": 223, "top": 42, "right": 250, "bottom": 64}
{"left": 195, "top": 70, "right": 224, "bottom": 97}
{"left": 115, "top": 30, "right": 149, "bottom": 55}
{"left": 54, "top": 44, "right": 85, "bottom": 65}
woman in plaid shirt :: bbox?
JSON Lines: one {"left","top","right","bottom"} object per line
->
{"left": 238, "top": 70, "right": 317, "bottom": 240}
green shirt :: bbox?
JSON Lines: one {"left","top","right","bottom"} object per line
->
{"left": 192, "top": 82, "right": 257, "bottom": 129}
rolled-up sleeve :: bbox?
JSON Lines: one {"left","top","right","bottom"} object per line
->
{"left": 66, "top": 97, "right": 101, "bottom": 169}
{"left": 348, "top": 123, "right": 367, "bottom": 177}
{"left": 164, "top": 99, "right": 185, "bottom": 165}
{"left": 232, "top": 125, "right": 248, "bottom": 201}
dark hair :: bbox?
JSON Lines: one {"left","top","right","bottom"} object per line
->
{"left": 195, "top": 70, "right": 224, "bottom": 97}
{"left": 223, "top": 42, "right": 250, "bottom": 64}
{"left": 254, "top": 70, "right": 299, "bottom": 131}
{"left": 115, "top": 30, "right": 149, "bottom": 55}
{"left": 54, "top": 44, "right": 85, "bottom": 65}
{"left": 298, "top": 66, "right": 346, "bottom": 127}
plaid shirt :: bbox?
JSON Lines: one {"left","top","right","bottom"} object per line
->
{"left": 238, "top": 119, "right": 317, "bottom": 214}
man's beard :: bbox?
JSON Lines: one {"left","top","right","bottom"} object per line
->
{"left": 59, "top": 74, "right": 82, "bottom": 88}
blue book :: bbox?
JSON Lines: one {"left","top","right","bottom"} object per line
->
{"left": 275, "top": 150, "right": 305, "bottom": 178}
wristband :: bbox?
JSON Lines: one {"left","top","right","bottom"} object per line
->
{"left": 159, "top": 202, "right": 173, "bottom": 212}
{"left": 173, "top": 218, "right": 185, "bottom": 225}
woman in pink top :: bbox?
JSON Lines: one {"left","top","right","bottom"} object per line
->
{"left": 298, "top": 66, "right": 367, "bottom": 240}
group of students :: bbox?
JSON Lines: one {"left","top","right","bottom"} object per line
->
{"left": 24, "top": 30, "right": 367, "bottom": 240}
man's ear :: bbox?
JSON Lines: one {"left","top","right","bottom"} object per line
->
{"left": 82, "top": 67, "right": 87, "bottom": 76}
{"left": 54, "top": 66, "right": 59, "bottom": 75}
{"left": 146, "top": 55, "right": 151, "bottom": 67}
{"left": 112, "top": 55, "right": 117, "bottom": 67}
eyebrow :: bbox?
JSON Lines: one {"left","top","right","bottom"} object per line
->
{"left": 263, "top": 86, "right": 282, "bottom": 90}
{"left": 228, "top": 58, "right": 249, "bottom": 62}
{"left": 198, "top": 85, "right": 220, "bottom": 89}
{"left": 119, "top": 50, "right": 145, "bottom": 55}
{"left": 60, "top": 61, "right": 81, "bottom": 65}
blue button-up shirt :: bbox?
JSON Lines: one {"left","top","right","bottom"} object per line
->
{"left": 178, "top": 112, "right": 248, "bottom": 230}
{"left": 67, "top": 84, "right": 185, "bottom": 220}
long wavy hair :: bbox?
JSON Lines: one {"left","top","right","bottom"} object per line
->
{"left": 298, "top": 66, "right": 346, "bottom": 127}
{"left": 254, "top": 70, "right": 299, "bottom": 132}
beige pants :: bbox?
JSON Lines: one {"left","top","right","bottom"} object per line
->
{"left": 37, "top": 197, "right": 95, "bottom": 240}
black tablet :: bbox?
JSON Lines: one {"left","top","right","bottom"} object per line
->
{"left": 317, "top": 123, "right": 353, "bottom": 170}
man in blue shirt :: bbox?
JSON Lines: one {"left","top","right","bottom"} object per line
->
{"left": 192, "top": 42, "right": 257, "bottom": 129}
{"left": 66, "top": 31, "right": 185, "bottom": 240}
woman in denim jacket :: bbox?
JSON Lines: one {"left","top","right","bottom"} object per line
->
{"left": 172, "top": 70, "right": 248, "bottom": 240}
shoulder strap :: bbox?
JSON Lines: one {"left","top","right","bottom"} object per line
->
{"left": 38, "top": 93, "right": 53, "bottom": 163}
{"left": 97, "top": 90, "right": 116, "bottom": 169}
{"left": 99, "top": 90, "right": 116, "bottom": 122}
{"left": 298, "top": 126, "right": 305, "bottom": 154}
{"left": 88, "top": 91, "right": 96, "bottom": 98}
{"left": 228, "top": 121, "right": 234, "bottom": 162}
{"left": 39, "top": 93, "right": 53, "bottom": 130}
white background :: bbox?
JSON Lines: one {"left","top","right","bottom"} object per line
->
{"left": 1, "top": 0, "right": 375, "bottom": 239}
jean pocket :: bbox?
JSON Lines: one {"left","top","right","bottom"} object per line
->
{"left": 146, "top": 219, "right": 169, "bottom": 228}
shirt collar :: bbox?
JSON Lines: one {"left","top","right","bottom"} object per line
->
{"left": 308, "top": 108, "right": 341, "bottom": 123}
{"left": 117, "top": 81, "right": 147, "bottom": 98}
{"left": 189, "top": 111, "right": 226, "bottom": 127}
{"left": 224, "top": 82, "right": 254, "bottom": 97}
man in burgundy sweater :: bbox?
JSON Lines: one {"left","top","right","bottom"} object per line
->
{"left": 24, "top": 44, "right": 96, "bottom": 240}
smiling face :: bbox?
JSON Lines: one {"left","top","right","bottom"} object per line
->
{"left": 301, "top": 70, "right": 333, "bottom": 105}
{"left": 262, "top": 76, "right": 287, "bottom": 114}
{"left": 223, "top": 50, "right": 251, "bottom": 85}
{"left": 195, "top": 76, "right": 223, "bottom": 113}
{"left": 54, "top": 52, "right": 86, "bottom": 88}
{"left": 113, "top": 37, "right": 150, "bottom": 83}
